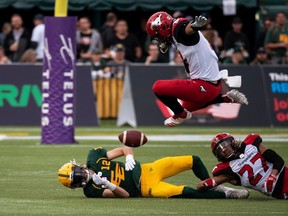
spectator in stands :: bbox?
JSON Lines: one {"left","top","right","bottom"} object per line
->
{"left": 221, "top": 17, "right": 250, "bottom": 61}
{"left": 144, "top": 43, "right": 164, "bottom": 64}
{"left": 3, "top": 14, "right": 31, "bottom": 62}
{"left": 0, "top": 46, "right": 10, "bottom": 64}
{"left": 77, "top": 17, "right": 103, "bottom": 63}
{"left": 105, "top": 20, "right": 142, "bottom": 62}
{"left": 136, "top": 18, "right": 150, "bottom": 61}
{"left": 30, "top": 14, "right": 45, "bottom": 62}
{"left": 264, "top": 11, "right": 288, "bottom": 64}
{"left": 0, "top": 22, "right": 12, "bottom": 46}
{"left": 222, "top": 47, "right": 247, "bottom": 65}
{"left": 90, "top": 48, "right": 108, "bottom": 79}
{"left": 173, "top": 11, "right": 184, "bottom": 19}
{"left": 255, "top": 17, "right": 275, "bottom": 50}
{"left": 201, "top": 13, "right": 223, "bottom": 56}
{"left": 106, "top": 44, "right": 130, "bottom": 79}
{"left": 19, "top": 48, "right": 37, "bottom": 63}
{"left": 282, "top": 52, "right": 288, "bottom": 64}
{"left": 250, "top": 47, "right": 271, "bottom": 65}
{"left": 100, "top": 12, "right": 118, "bottom": 50}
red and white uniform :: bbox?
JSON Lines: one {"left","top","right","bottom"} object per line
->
{"left": 212, "top": 134, "right": 288, "bottom": 199}
{"left": 172, "top": 19, "right": 220, "bottom": 82}
{"left": 152, "top": 18, "right": 222, "bottom": 112}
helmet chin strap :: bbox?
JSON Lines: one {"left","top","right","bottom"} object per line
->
{"left": 159, "top": 43, "right": 168, "bottom": 53}
{"left": 159, "top": 37, "right": 173, "bottom": 53}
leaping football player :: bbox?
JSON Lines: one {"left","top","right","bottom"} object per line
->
{"left": 146, "top": 12, "right": 248, "bottom": 127}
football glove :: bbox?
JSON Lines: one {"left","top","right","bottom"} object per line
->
{"left": 125, "top": 154, "right": 136, "bottom": 171}
{"left": 264, "top": 174, "right": 277, "bottom": 193}
{"left": 191, "top": 16, "right": 207, "bottom": 28}
{"left": 92, "top": 173, "right": 116, "bottom": 191}
{"left": 203, "top": 178, "right": 217, "bottom": 190}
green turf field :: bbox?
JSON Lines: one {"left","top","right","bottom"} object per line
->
{"left": 1, "top": 125, "right": 287, "bottom": 215}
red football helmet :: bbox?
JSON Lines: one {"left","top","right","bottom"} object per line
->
{"left": 146, "top": 11, "right": 174, "bottom": 53}
{"left": 211, "top": 133, "right": 239, "bottom": 162}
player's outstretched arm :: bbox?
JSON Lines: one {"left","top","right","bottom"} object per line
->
{"left": 186, "top": 15, "right": 207, "bottom": 35}
{"left": 106, "top": 146, "right": 134, "bottom": 160}
{"left": 196, "top": 175, "right": 234, "bottom": 191}
{"left": 259, "top": 143, "right": 285, "bottom": 193}
{"left": 106, "top": 146, "right": 136, "bottom": 171}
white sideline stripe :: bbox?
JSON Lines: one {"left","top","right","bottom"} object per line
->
{"left": 0, "top": 134, "right": 288, "bottom": 142}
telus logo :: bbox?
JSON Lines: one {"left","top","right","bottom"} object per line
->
{"left": 0, "top": 84, "right": 41, "bottom": 107}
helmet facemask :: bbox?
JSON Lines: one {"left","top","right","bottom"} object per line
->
{"left": 212, "top": 138, "right": 239, "bottom": 162}
{"left": 58, "top": 160, "right": 91, "bottom": 189}
{"left": 151, "top": 35, "right": 172, "bottom": 53}
{"left": 71, "top": 165, "right": 87, "bottom": 188}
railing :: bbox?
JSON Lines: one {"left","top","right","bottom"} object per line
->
{"left": 93, "top": 78, "right": 123, "bottom": 119}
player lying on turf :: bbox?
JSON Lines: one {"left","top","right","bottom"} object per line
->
{"left": 146, "top": 11, "right": 248, "bottom": 127}
{"left": 197, "top": 133, "right": 288, "bottom": 199}
{"left": 58, "top": 145, "right": 248, "bottom": 199}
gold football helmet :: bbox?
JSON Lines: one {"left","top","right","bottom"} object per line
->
{"left": 57, "top": 160, "right": 90, "bottom": 189}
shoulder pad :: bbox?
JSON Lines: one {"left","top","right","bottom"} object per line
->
{"left": 172, "top": 18, "right": 189, "bottom": 36}
{"left": 243, "top": 134, "right": 262, "bottom": 146}
{"left": 212, "top": 162, "right": 230, "bottom": 176}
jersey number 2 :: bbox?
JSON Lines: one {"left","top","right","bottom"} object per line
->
{"left": 238, "top": 153, "right": 269, "bottom": 186}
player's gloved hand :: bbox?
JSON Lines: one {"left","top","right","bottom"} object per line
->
{"left": 125, "top": 154, "right": 136, "bottom": 171}
{"left": 92, "top": 173, "right": 116, "bottom": 191}
{"left": 92, "top": 173, "right": 108, "bottom": 185}
{"left": 202, "top": 178, "right": 217, "bottom": 191}
{"left": 191, "top": 16, "right": 207, "bottom": 28}
{"left": 197, "top": 178, "right": 217, "bottom": 191}
{"left": 264, "top": 174, "right": 277, "bottom": 193}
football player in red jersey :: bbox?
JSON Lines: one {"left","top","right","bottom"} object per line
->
{"left": 146, "top": 12, "right": 248, "bottom": 127}
{"left": 197, "top": 133, "right": 288, "bottom": 199}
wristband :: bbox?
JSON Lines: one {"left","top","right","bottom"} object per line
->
{"left": 106, "top": 182, "right": 117, "bottom": 191}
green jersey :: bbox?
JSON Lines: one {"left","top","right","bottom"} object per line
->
{"left": 83, "top": 147, "right": 141, "bottom": 198}
{"left": 264, "top": 25, "right": 288, "bottom": 57}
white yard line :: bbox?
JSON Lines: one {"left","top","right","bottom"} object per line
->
{"left": 0, "top": 134, "right": 288, "bottom": 142}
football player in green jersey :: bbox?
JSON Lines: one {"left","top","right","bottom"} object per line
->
{"left": 58, "top": 146, "right": 249, "bottom": 199}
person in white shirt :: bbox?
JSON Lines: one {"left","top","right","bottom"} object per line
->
{"left": 31, "top": 14, "right": 45, "bottom": 62}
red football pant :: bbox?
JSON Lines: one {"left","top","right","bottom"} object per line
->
{"left": 152, "top": 79, "right": 222, "bottom": 112}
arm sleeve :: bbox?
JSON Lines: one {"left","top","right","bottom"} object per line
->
{"left": 173, "top": 21, "right": 200, "bottom": 46}
{"left": 262, "top": 149, "right": 285, "bottom": 172}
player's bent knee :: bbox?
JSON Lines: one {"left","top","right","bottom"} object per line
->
{"left": 192, "top": 155, "right": 202, "bottom": 166}
{"left": 152, "top": 80, "right": 161, "bottom": 94}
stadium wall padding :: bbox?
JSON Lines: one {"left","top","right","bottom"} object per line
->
{"left": 0, "top": 64, "right": 99, "bottom": 126}
{"left": 118, "top": 64, "right": 288, "bottom": 127}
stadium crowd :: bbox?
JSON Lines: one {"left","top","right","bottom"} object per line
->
{"left": 0, "top": 10, "right": 287, "bottom": 69}
{"left": 1, "top": 10, "right": 287, "bottom": 119}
